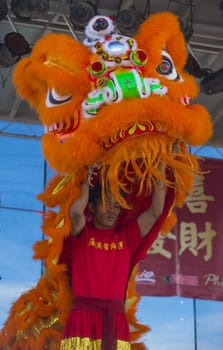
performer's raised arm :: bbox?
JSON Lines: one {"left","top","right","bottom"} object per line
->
{"left": 137, "top": 177, "right": 167, "bottom": 238}
{"left": 69, "top": 180, "right": 89, "bottom": 235}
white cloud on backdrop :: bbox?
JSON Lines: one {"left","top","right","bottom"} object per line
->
{"left": 137, "top": 296, "right": 223, "bottom": 350}
{"left": 0, "top": 282, "right": 35, "bottom": 327}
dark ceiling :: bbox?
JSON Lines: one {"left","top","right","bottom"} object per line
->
{"left": 0, "top": 0, "right": 222, "bottom": 145}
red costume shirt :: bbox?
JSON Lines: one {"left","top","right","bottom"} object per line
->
{"left": 62, "top": 221, "right": 143, "bottom": 299}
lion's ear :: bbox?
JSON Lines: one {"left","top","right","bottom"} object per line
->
{"left": 13, "top": 33, "right": 92, "bottom": 113}
{"left": 134, "top": 11, "right": 187, "bottom": 69}
{"left": 13, "top": 57, "right": 40, "bottom": 107}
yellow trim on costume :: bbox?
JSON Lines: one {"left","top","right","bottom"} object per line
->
{"left": 44, "top": 60, "right": 78, "bottom": 76}
{"left": 52, "top": 174, "right": 73, "bottom": 194}
{"left": 60, "top": 337, "right": 131, "bottom": 350}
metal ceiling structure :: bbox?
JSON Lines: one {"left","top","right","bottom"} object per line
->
{"left": 0, "top": 0, "right": 222, "bottom": 145}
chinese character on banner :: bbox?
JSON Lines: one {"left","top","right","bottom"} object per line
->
{"left": 137, "top": 158, "right": 223, "bottom": 301}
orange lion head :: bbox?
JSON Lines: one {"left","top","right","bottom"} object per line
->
{"left": 13, "top": 12, "right": 212, "bottom": 208}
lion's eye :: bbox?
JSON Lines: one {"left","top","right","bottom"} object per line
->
{"left": 157, "top": 59, "right": 172, "bottom": 75}
{"left": 46, "top": 88, "right": 72, "bottom": 107}
{"left": 156, "top": 51, "right": 180, "bottom": 81}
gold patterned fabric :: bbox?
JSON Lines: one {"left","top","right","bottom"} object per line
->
{"left": 60, "top": 336, "right": 131, "bottom": 350}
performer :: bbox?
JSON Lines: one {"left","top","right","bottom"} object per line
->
{"left": 59, "top": 173, "right": 174, "bottom": 350}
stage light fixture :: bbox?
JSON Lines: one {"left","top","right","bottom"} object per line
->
{"left": 0, "top": 0, "right": 8, "bottom": 20}
{"left": 70, "top": 1, "right": 96, "bottom": 30}
{"left": 184, "top": 45, "right": 213, "bottom": 80}
{"left": 184, "top": 47, "right": 204, "bottom": 79}
{"left": 116, "top": 7, "right": 142, "bottom": 36}
{"left": 10, "top": 0, "right": 49, "bottom": 20}
{"left": 179, "top": 16, "right": 193, "bottom": 41}
{"left": 200, "top": 67, "right": 223, "bottom": 95}
{"left": 0, "top": 32, "right": 30, "bottom": 68}
{"left": 219, "top": 0, "right": 223, "bottom": 13}
{"left": 185, "top": 53, "right": 202, "bottom": 78}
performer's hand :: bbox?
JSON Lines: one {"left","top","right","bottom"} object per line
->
{"left": 172, "top": 139, "right": 181, "bottom": 155}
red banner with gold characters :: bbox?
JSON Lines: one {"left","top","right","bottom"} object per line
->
{"left": 137, "top": 158, "right": 223, "bottom": 300}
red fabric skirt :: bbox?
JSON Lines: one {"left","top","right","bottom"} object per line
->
{"left": 62, "top": 296, "right": 130, "bottom": 350}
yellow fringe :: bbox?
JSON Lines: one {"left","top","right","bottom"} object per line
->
{"left": 60, "top": 337, "right": 130, "bottom": 350}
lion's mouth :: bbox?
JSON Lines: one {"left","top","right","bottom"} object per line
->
{"left": 97, "top": 95, "right": 190, "bottom": 151}
{"left": 43, "top": 95, "right": 189, "bottom": 145}
{"left": 180, "top": 96, "right": 190, "bottom": 106}
{"left": 44, "top": 112, "right": 80, "bottom": 142}
{"left": 99, "top": 120, "right": 167, "bottom": 151}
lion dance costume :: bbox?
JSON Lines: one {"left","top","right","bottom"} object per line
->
{"left": 0, "top": 12, "right": 212, "bottom": 350}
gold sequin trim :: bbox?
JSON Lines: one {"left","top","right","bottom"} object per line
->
{"left": 56, "top": 218, "right": 65, "bottom": 228}
{"left": 16, "top": 314, "right": 62, "bottom": 341}
{"left": 117, "top": 339, "right": 131, "bottom": 350}
{"left": 52, "top": 174, "right": 72, "bottom": 194}
{"left": 60, "top": 336, "right": 131, "bottom": 350}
